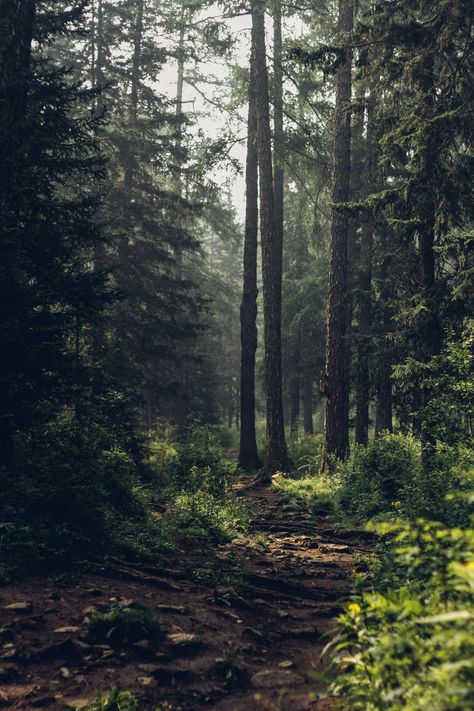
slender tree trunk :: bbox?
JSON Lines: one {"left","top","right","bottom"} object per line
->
{"left": 120, "top": 0, "right": 143, "bottom": 264}
{"left": 0, "top": 0, "right": 36, "bottom": 465}
{"left": 238, "top": 44, "right": 261, "bottom": 470}
{"left": 91, "top": 0, "right": 107, "bottom": 355}
{"left": 302, "top": 363, "right": 314, "bottom": 435}
{"left": 252, "top": 0, "right": 289, "bottom": 477}
{"left": 375, "top": 365, "right": 392, "bottom": 436}
{"left": 321, "top": 0, "right": 353, "bottom": 471}
{"left": 273, "top": 0, "right": 284, "bottom": 288}
{"left": 174, "top": 11, "right": 186, "bottom": 279}
{"left": 289, "top": 331, "right": 301, "bottom": 440}
{"left": 355, "top": 97, "right": 376, "bottom": 446}
{"left": 342, "top": 292, "right": 353, "bottom": 455}
{"left": 172, "top": 10, "right": 187, "bottom": 433}
{"left": 374, "top": 248, "right": 393, "bottom": 437}
{"left": 417, "top": 60, "right": 442, "bottom": 468}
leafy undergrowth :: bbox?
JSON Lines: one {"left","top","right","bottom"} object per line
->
{"left": 0, "top": 423, "right": 250, "bottom": 583}
{"left": 328, "top": 514, "right": 474, "bottom": 710}
{"left": 273, "top": 433, "right": 474, "bottom": 710}
{"left": 83, "top": 689, "right": 158, "bottom": 711}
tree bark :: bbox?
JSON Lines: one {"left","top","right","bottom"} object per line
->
{"left": 354, "top": 97, "right": 376, "bottom": 446}
{"left": 321, "top": 0, "right": 353, "bottom": 471}
{"left": 289, "top": 327, "right": 301, "bottom": 440}
{"left": 302, "top": 368, "right": 314, "bottom": 434}
{"left": 238, "top": 44, "right": 261, "bottom": 470}
{"left": 252, "top": 0, "right": 288, "bottom": 476}
{"left": 375, "top": 364, "right": 392, "bottom": 436}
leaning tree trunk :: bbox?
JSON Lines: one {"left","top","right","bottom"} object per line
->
{"left": 0, "top": 0, "right": 36, "bottom": 466}
{"left": 321, "top": 0, "right": 353, "bottom": 471}
{"left": 252, "top": 0, "right": 289, "bottom": 477}
{"left": 238, "top": 44, "right": 261, "bottom": 471}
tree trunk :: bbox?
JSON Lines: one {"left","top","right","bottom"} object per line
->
{"left": 238, "top": 44, "right": 261, "bottom": 470}
{"left": 0, "top": 0, "right": 36, "bottom": 465}
{"left": 302, "top": 363, "right": 314, "bottom": 435}
{"left": 91, "top": 0, "right": 107, "bottom": 355}
{"left": 120, "top": 0, "right": 143, "bottom": 264}
{"left": 273, "top": 0, "right": 284, "bottom": 287}
{"left": 289, "top": 327, "right": 301, "bottom": 440}
{"left": 252, "top": 0, "right": 288, "bottom": 476}
{"left": 375, "top": 365, "right": 392, "bottom": 436}
{"left": 354, "top": 97, "right": 375, "bottom": 446}
{"left": 172, "top": 9, "right": 188, "bottom": 433}
{"left": 173, "top": 10, "right": 186, "bottom": 279}
{"left": 321, "top": 0, "right": 353, "bottom": 471}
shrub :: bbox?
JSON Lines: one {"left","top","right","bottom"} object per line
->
{"left": 0, "top": 419, "right": 152, "bottom": 579}
{"left": 87, "top": 603, "right": 162, "bottom": 647}
{"left": 287, "top": 434, "right": 324, "bottom": 476}
{"left": 329, "top": 516, "right": 474, "bottom": 710}
{"left": 272, "top": 471, "right": 341, "bottom": 513}
{"left": 162, "top": 425, "right": 233, "bottom": 497}
{"left": 166, "top": 489, "right": 250, "bottom": 543}
{"left": 336, "top": 433, "right": 422, "bottom": 521}
{"left": 84, "top": 690, "right": 140, "bottom": 711}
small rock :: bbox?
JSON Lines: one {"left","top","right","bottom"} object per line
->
{"left": 167, "top": 632, "right": 200, "bottom": 647}
{"left": 62, "top": 697, "right": 93, "bottom": 709}
{"left": 137, "top": 676, "right": 156, "bottom": 687}
{"left": 278, "top": 660, "right": 294, "bottom": 668}
{"left": 3, "top": 602, "right": 32, "bottom": 614}
{"left": 53, "top": 627, "right": 81, "bottom": 635}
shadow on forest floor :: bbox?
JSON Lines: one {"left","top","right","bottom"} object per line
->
{"left": 0, "top": 480, "right": 376, "bottom": 710}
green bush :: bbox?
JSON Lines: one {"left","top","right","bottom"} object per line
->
{"left": 0, "top": 419, "right": 153, "bottom": 579}
{"left": 162, "top": 425, "right": 233, "bottom": 497}
{"left": 83, "top": 690, "right": 140, "bottom": 711}
{"left": 273, "top": 471, "right": 341, "bottom": 513}
{"left": 335, "top": 432, "right": 474, "bottom": 525}
{"left": 287, "top": 434, "right": 324, "bottom": 476}
{"left": 329, "top": 516, "right": 474, "bottom": 710}
{"left": 336, "top": 433, "right": 422, "bottom": 521}
{"left": 87, "top": 603, "right": 162, "bottom": 647}
{"left": 166, "top": 489, "right": 250, "bottom": 543}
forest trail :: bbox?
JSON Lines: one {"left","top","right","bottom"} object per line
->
{"left": 0, "top": 483, "right": 375, "bottom": 711}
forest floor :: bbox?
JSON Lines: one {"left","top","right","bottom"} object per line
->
{"left": 0, "top": 480, "right": 375, "bottom": 711}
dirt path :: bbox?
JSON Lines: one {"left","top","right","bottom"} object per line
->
{"left": 0, "top": 483, "right": 374, "bottom": 710}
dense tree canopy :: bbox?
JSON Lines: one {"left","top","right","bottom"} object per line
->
{"left": 0, "top": 1, "right": 472, "bottom": 708}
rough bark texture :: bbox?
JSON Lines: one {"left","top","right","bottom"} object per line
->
{"left": 238, "top": 45, "right": 261, "bottom": 471}
{"left": 321, "top": 0, "right": 353, "bottom": 471}
{"left": 354, "top": 97, "right": 376, "bottom": 446}
{"left": 120, "top": 0, "right": 143, "bottom": 265}
{"left": 302, "top": 370, "right": 314, "bottom": 434}
{"left": 375, "top": 364, "right": 393, "bottom": 436}
{"left": 289, "top": 330, "right": 301, "bottom": 440}
{"left": 273, "top": 0, "right": 284, "bottom": 284}
{"left": 252, "top": 0, "right": 288, "bottom": 476}
{"left": 0, "top": 0, "right": 36, "bottom": 465}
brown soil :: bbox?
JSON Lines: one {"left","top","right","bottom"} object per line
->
{"left": 0, "top": 482, "right": 375, "bottom": 711}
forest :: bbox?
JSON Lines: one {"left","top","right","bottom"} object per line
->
{"left": 0, "top": 0, "right": 473, "bottom": 709}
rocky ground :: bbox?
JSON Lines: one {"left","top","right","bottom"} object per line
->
{"left": 0, "top": 482, "right": 375, "bottom": 710}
